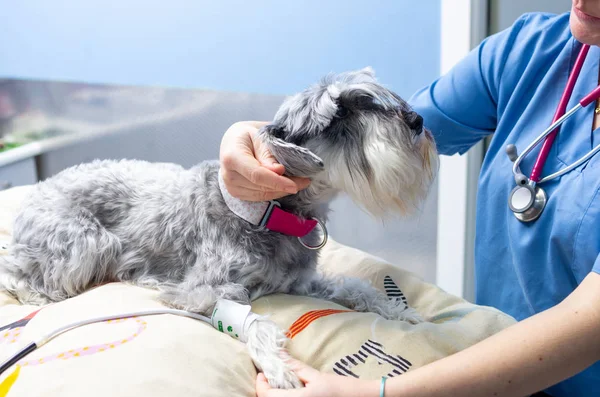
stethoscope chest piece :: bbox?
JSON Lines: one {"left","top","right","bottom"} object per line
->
{"left": 508, "top": 184, "right": 547, "bottom": 222}
{"left": 504, "top": 43, "right": 600, "bottom": 223}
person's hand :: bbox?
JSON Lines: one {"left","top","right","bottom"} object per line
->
{"left": 255, "top": 358, "right": 378, "bottom": 397}
{"left": 219, "top": 121, "right": 311, "bottom": 201}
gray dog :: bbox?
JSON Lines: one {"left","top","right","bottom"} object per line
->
{"left": 0, "top": 67, "right": 438, "bottom": 388}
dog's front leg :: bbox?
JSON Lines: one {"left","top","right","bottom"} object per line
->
{"left": 245, "top": 317, "right": 303, "bottom": 389}
{"left": 159, "top": 281, "right": 249, "bottom": 314}
{"left": 159, "top": 281, "right": 302, "bottom": 389}
{"left": 291, "top": 274, "right": 424, "bottom": 324}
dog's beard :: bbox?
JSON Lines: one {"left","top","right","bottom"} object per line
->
{"left": 322, "top": 125, "right": 438, "bottom": 218}
{"left": 420, "top": 131, "right": 438, "bottom": 187}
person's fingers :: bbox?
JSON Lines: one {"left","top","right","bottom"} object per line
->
{"left": 284, "top": 358, "right": 321, "bottom": 383}
{"left": 225, "top": 184, "right": 293, "bottom": 201}
{"left": 254, "top": 141, "right": 284, "bottom": 172}
{"left": 248, "top": 122, "right": 280, "bottom": 167}
{"left": 219, "top": 121, "right": 312, "bottom": 199}
{"left": 234, "top": 159, "right": 311, "bottom": 192}
{"left": 255, "top": 373, "right": 274, "bottom": 397}
{"left": 290, "top": 176, "right": 311, "bottom": 191}
{"left": 222, "top": 154, "right": 298, "bottom": 194}
{"left": 255, "top": 373, "right": 306, "bottom": 397}
{"left": 222, "top": 170, "right": 280, "bottom": 192}
{"left": 223, "top": 170, "right": 310, "bottom": 193}
{"left": 247, "top": 125, "right": 309, "bottom": 189}
{"left": 255, "top": 152, "right": 288, "bottom": 178}
{"left": 222, "top": 172, "right": 312, "bottom": 201}
{"left": 261, "top": 161, "right": 286, "bottom": 176}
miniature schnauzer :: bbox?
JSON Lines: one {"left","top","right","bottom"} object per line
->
{"left": 0, "top": 67, "right": 438, "bottom": 388}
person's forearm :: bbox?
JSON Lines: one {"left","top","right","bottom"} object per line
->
{"left": 384, "top": 273, "right": 600, "bottom": 397}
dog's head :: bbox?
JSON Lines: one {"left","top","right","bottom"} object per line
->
{"left": 260, "top": 67, "right": 438, "bottom": 216}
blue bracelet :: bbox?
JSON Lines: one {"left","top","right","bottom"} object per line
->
{"left": 380, "top": 376, "right": 387, "bottom": 397}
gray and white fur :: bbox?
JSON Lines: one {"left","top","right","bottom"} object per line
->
{"left": 0, "top": 67, "right": 438, "bottom": 389}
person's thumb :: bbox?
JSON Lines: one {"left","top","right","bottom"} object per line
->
{"left": 255, "top": 373, "right": 274, "bottom": 396}
{"left": 256, "top": 145, "right": 285, "bottom": 175}
{"left": 285, "top": 358, "right": 320, "bottom": 383}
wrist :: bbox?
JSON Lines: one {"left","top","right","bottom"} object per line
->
{"left": 335, "top": 377, "right": 380, "bottom": 397}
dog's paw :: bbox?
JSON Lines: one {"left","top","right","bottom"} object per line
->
{"left": 381, "top": 302, "right": 425, "bottom": 324}
{"left": 263, "top": 362, "right": 303, "bottom": 389}
{"left": 396, "top": 306, "right": 425, "bottom": 324}
{"left": 245, "top": 318, "right": 304, "bottom": 389}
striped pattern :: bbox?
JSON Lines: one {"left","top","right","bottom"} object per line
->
{"left": 383, "top": 275, "right": 408, "bottom": 308}
{"left": 286, "top": 309, "right": 352, "bottom": 339}
{"left": 332, "top": 339, "right": 412, "bottom": 378}
{"left": 0, "top": 307, "right": 44, "bottom": 333}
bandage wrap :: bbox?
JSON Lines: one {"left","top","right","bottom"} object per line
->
{"left": 210, "top": 299, "right": 260, "bottom": 343}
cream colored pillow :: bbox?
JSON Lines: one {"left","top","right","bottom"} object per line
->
{"left": 0, "top": 186, "right": 515, "bottom": 397}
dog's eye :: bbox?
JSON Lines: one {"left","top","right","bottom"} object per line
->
{"left": 336, "top": 107, "right": 349, "bottom": 118}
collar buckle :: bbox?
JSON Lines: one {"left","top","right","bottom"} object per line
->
{"left": 258, "top": 200, "right": 281, "bottom": 228}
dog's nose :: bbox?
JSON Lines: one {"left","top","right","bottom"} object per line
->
{"left": 413, "top": 114, "right": 424, "bottom": 134}
{"left": 406, "top": 111, "right": 423, "bottom": 134}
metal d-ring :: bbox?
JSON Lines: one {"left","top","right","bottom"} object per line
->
{"left": 298, "top": 218, "right": 328, "bottom": 250}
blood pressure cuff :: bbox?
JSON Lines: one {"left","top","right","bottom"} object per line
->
{"left": 0, "top": 186, "right": 516, "bottom": 397}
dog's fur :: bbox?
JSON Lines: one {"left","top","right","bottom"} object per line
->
{"left": 0, "top": 67, "right": 438, "bottom": 388}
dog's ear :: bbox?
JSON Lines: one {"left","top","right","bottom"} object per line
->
{"left": 354, "top": 66, "right": 376, "bottom": 79}
{"left": 260, "top": 125, "right": 325, "bottom": 177}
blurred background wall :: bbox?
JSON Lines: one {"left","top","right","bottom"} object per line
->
{"left": 489, "top": 0, "right": 570, "bottom": 33}
{"left": 0, "top": 0, "right": 574, "bottom": 285}
{"left": 0, "top": 0, "right": 442, "bottom": 281}
{"left": 0, "top": 0, "right": 440, "bottom": 97}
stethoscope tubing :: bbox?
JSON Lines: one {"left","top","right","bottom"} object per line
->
{"left": 512, "top": 103, "right": 583, "bottom": 186}
{"left": 512, "top": 88, "right": 600, "bottom": 186}
{"left": 540, "top": 139, "right": 600, "bottom": 183}
{"left": 529, "top": 43, "right": 591, "bottom": 182}
{"left": 511, "top": 43, "right": 600, "bottom": 189}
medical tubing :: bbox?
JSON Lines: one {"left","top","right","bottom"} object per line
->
{"left": 0, "top": 342, "right": 36, "bottom": 375}
{"left": 0, "top": 309, "right": 211, "bottom": 376}
{"left": 530, "top": 44, "right": 590, "bottom": 183}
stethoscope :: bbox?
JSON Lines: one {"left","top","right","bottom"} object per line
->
{"left": 507, "top": 43, "right": 600, "bottom": 222}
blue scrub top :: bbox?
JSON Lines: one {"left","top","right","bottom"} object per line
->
{"left": 409, "top": 11, "right": 600, "bottom": 396}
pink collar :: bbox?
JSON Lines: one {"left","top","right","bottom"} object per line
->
{"left": 218, "top": 170, "right": 322, "bottom": 241}
{"left": 258, "top": 200, "right": 318, "bottom": 237}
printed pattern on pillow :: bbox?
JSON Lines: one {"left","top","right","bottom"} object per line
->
{"left": 332, "top": 339, "right": 413, "bottom": 378}
{"left": 0, "top": 308, "right": 148, "bottom": 396}
{"left": 383, "top": 275, "right": 408, "bottom": 308}
{"left": 286, "top": 309, "right": 353, "bottom": 338}
{"left": 331, "top": 275, "right": 412, "bottom": 379}
{"left": 0, "top": 308, "right": 44, "bottom": 344}
{"left": 16, "top": 318, "right": 147, "bottom": 367}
